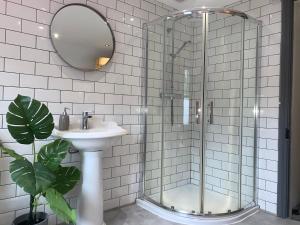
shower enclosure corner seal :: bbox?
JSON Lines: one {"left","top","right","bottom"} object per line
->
{"left": 141, "top": 22, "right": 149, "bottom": 198}
{"left": 238, "top": 18, "right": 246, "bottom": 210}
{"left": 199, "top": 12, "right": 209, "bottom": 214}
{"left": 160, "top": 17, "right": 169, "bottom": 204}
{"left": 253, "top": 22, "right": 263, "bottom": 205}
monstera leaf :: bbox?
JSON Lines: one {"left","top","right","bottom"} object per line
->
{"left": 52, "top": 166, "right": 80, "bottom": 194}
{"left": 6, "top": 95, "right": 54, "bottom": 144}
{"left": 37, "top": 140, "right": 80, "bottom": 194}
{"left": 34, "top": 162, "right": 56, "bottom": 194}
{"left": 9, "top": 159, "right": 56, "bottom": 196}
{"left": 10, "top": 158, "right": 36, "bottom": 195}
{"left": 45, "top": 188, "right": 77, "bottom": 224}
{"left": 0, "top": 145, "right": 23, "bottom": 160}
{"left": 37, "top": 139, "right": 71, "bottom": 171}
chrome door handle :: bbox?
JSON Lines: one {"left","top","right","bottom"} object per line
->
{"left": 196, "top": 101, "right": 201, "bottom": 124}
{"left": 208, "top": 101, "right": 213, "bottom": 124}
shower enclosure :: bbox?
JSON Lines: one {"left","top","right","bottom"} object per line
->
{"left": 141, "top": 8, "right": 261, "bottom": 217}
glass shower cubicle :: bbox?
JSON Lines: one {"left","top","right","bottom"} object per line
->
{"left": 141, "top": 8, "right": 261, "bottom": 216}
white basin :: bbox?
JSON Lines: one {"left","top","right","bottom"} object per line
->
{"left": 52, "top": 118, "right": 127, "bottom": 225}
{"left": 53, "top": 120, "right": 127, "bottom": 151}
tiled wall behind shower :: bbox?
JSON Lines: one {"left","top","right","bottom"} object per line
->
{"left": 190, "top": 0, "right": 281, "bottom": 213}
{"left": 190, "top": 12, "right": 259, "bottom": 209}
{"left": 0, "top": 0, "right": 174, "bottom": 224}
{"left": 143, "top": 17, "right": 195, "bottom": 199}
{"left": 161, "top": 17, "right": 194, "bottom": 192}
{"left": 192, "top": 0, "right": 281, "bottom": 213}
{"left": 144, "top": 7, "right": 258, "bottom": 213}
{"left": 229, "top": 0, "right": 281, "bottom": 213}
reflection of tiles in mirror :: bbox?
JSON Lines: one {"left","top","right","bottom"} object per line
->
{"left": 149, "top": 184, "right": 238, "bottom": 214}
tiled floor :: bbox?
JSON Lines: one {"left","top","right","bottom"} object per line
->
{"left": 103, "top": 204, "right": 300, "bottom": 225}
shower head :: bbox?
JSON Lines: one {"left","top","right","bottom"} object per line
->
{"left": 171, "top": 41, "right": 192, "bottom": 58}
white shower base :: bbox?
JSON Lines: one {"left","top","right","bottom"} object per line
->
{"left": 148, "top": 184, "right": 239, "bottom": 214}
{"left": 137, "top": 198, "right": 259, "bottom": 225}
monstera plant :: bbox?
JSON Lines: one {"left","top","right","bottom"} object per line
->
{"left": 0, "top": 95, "right": 80, "bottom": 225}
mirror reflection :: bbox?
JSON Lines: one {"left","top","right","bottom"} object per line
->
{"left": 50, "top": 4, "right": 115, "bottom": 71}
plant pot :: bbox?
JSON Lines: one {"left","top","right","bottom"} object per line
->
{"left": 12, "top": 212, "right": 48, "bottom": 225}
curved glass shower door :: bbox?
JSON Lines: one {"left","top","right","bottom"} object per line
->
{"left": 142, "top": 8, "right": 260, "bottom": 217}
{"left": 142, "top": 18, "right": 165, "bottom": 204}
{"left": 160, "top": 15, "right": 201, "bottom": 214}
{"left": 202, "top": 12, "right": 244, "bottom": 214}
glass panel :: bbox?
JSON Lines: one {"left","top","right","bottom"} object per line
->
{"left": 161, "top": 16, "right": 201, "bottom": 214}
{"left": 203, "top": 12, "right": 243, "bottom": 214}
{"left": 241, "top": 20, "right": 259, "bottom": 208}
{"left": 142, "top": 19, "right": 166, "bottom": 203}
{"left": 191, "top": 15, "right": 205, "bottom": 214}
{"left": 143, "top": 11, "right": 259, "bottom": 216}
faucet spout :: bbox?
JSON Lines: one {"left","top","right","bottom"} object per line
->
{"left": 81, "top": 111, "right": 92, "bottom": 130}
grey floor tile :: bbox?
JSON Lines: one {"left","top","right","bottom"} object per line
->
{"left": 104, "top": 204, "right": 177, "bottom": 225}
{"left": 239, "top": 211, "right": 300, "bottom": 225}
{"left": 104, "top": 205, "right": 300, "bottom": 225}
{"left": 60, "top": 204, "right": 300, "bottom": 225}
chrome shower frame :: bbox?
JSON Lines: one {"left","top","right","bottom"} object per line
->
{"left": 141, "top": 7, "right": 262, "bottom": 218}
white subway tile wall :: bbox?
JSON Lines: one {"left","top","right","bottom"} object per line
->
{"left": 0, "top": 0, "right": 174, "bottom": 224}
{"left": 228, "top": 0, "right": 281, "bottom": 214}
{"left": 0, "top": 0, "right": 281, "bottom": 223}
{"left": 204, "top": 12, "right": 259, "bottom": 209}
{"left": 143, "top": 16, "right": 197, "bottom": 204}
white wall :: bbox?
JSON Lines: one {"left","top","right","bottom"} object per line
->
{"left": 0, "top": 0, "right": 281, "bottom": 223}
{"left": 143, "top": 17, "right": 195, "bottom": 200}
{"left": 228, "top": 0, "right": 281, "bottom": 214}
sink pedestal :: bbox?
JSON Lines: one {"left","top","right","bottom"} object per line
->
{"left": 77, "top": 150, "right": 106, "bottom": 225}
{"left": 52, "top": 120, "right": 128, "bottom": 225}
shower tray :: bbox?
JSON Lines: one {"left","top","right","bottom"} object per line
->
{"left": 136, "top": 199, "right": 259, "bottom": 225}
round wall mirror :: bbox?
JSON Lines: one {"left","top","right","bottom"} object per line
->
{"left": 50, "top": 4, "right": 115, "bottom": 71}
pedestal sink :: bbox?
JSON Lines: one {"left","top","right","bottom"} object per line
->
{"left": 52, "top": 118, "right": 127, "bottom": 225}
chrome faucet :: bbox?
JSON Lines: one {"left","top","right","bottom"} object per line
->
{"left": 81, "top": 111, "right": 92, "bottom": 130}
